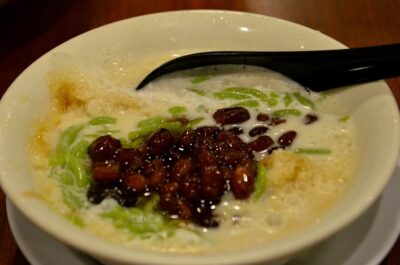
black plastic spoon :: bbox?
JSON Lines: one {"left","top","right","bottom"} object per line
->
{"left": 136, "top": 43, "right": 400, "bottom": 92}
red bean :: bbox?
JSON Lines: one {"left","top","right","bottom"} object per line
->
{"left": 148, "top": 167, "right": 167, "bottom": 189}
{"left": 122, "top": 172, "right": 148, "bottom": 193}
{"left": 200, "top": 165, "right": 224, "bottom": 201}
{"left": 304, "top": 114, "right": 319, "bottom": 125}
{"left": 161, "top": 182, "right": 179, "bottom": 194}
{"left": 88, "top": 135, "right": 122, "bottom": 162}
{"left": 248, "top": 135, "right": 274, "bottom": 152}
{"left": 179, "top": 129, "right": 198, "bottom": 150}
{"left": 171, "top": 158, "right": 194, "bottom": 182}
{"left": 221, "top": 166, "right": 233, "bottom": 180}
{"left": 278, "top": 130, "right": 297, "bottom": 148}
{"left": 180, "top": 176, "right": 201, "bottom": 201}
{"left": 216, "top": 130, "right": 244, "bottom": 149}
{"left": 191, "top": 200, "right": 219, "bottom": 228}
{"left": 256, "top": 113, "right": 270, "bottom": 122}
{"left": 159, "top": 182, "right": 180, "bottom": 215}
{"left": 87, "top": 183, "right": 137, "bottom": 207}
{"left": 197, "top": 149, "right": 217, "bottom": 168}
{"left": 169, "top": 116, "right": 189, "bottom": 125}
{"left": 228, "top": 126, "right": 243, "bottom": 135}
{"left": 268, "top": 117, "right": 287, "bottom": 126}
{"left": 87, "top": 182, "right": 109, "bottom": 204}
{"left": 160, "top": 193, "right": 179, "bottom": 215}
{"left": 177, "top": 198, "right": 193, "bottom": 220}
{"left": 143, "top": 158, "right": 163, "bottom": 177}
{"left": 249, "top": 126, "right": 269, "bottom": 137}
{"left": 267, "top": 146, "right": 282, "bottom": 154}
{"left": 213, "top": 107, "right": 250, "bottom": 124}
{"left": 219, "top": 150, "right": 250, "bottom": 167}
{"left": 164, "top": 146, "right": 185, "bottom": 165}
{"left": 116, "top": 148, "right": 143, "bottom": 172}
{"left": 92, "top": 162, "right": 120, "bottom": 182}
{"left": 141, "top": 158, "right": 167, "bottom": 189}
{"left": 230, "top": 164, "right": 255, "bottom": 199}
{"left": 197, "top": 135, "right": 215, "bottom": 152}
{"left": 221, "top": 169, "right": 233, "bottom": 191}
{"left": 146, "top": 128, "right": 175, "bottom": 156}
{"left": 196, "top": 126, "right": 221, "bottom": 137}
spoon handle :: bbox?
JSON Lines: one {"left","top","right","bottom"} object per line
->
{"left": 136, "top": 43, "right": 400, "bottom": 91}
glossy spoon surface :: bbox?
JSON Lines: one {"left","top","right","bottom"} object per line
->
{"left": 136, "top": 43, "right": 400, "bottom": 92}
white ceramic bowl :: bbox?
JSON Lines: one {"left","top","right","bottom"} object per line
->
{"left": 0, "top": 10, "right": 399, "bottom": 265}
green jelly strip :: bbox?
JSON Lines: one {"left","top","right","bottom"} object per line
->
{"left": 223, "top": 87, "right": 278, "bottom": 106}
{"left": 252, "top": 163, "right": 267, "bottom": 201}
{"left": 165, "top": 121, "right": 187, "bottom": 133}
{"left": 213, "top": 91, "right": 252, "bottom": 100}
{"left": 65, "top": 214, "right": 86, "bottom": 228}
{"left": 137, "top": 116, "right": 166, "bottom": 129}
{"left": 142, "top": 194, "right": 160, "bottom": 214}
{"left": 293, "top": 92, "right": 315, "bottom": 110}
{"left": 232, "top": 100, "right": 260, "bottom": 108}
{"left": 168, "top": 106, "right": 187, "bottom": 115}
{"left": 186, "top": 88, "right": 207, "bottom": 96}
{"left": 129, "top": 116, "right": 204, "bottom": 140}
{"left": 55, "top": 125, "right": 85, "bottom": 154}
{"left": 51, "top": 159, "right": 91, "bottom": 211}
{"left": 49, "top": 116, "right": 119, "bottom": 212}
{"left": 196, "top": 105, "right": 206, "bottom": 112}
{"left": 62, "top": 189, "right": 86, "bottom": 211}
{"left": 223, "top": 87, "right": 268, "bottom": 100}
{"left": 270, "top": 92, "right": 279, "bottom": 98}
{"left": 185, "top": 117, "right": 204, "bottom": 128}
{"left": 57, "top": 170, "right": 74, "bottom": 186}
{"left": 283, "top": 92, "right": 293, "bottom": 107}
{"left": 49, "top": 153, "right": 65, "bottom": 168}
{"left": 67, "top": 156, "right": 91, "bottom": 188}
{"left": 129, "top": 117, "right": 171, "bottom": 139}
{"left": 100, "top": 198, "right": 176, "bottom": 239}
{"left": 97, "top": 129, "right": 121, "bottom": 134}
{"left": 273, "top": 109, "right": 302, "bottom": 117}
{"left": 119, "top": 137, "right": 131, "bottom": 147}
{"left": 191, "top": 75, "right": 212, "bottom": 84}
{"left": 70, "top": 139, "right": 90, "bottom": 158}
{"left": 136, "top": 116, "right": 181, "bottom": 135}
{"left": 88, "top": 116, "right": 117, "bottom": 125}
{"left": 50, "top": 137, "right": 91, "bottom": 189}
{"left": 52, "top": 137, "right": 90, "bottom": 166}
{"left": 338, "top": 115, "right": 351, "bottom": 122}
{"left": 268, "top": 92, "right": 279, "bottom": 106}
{"left": 130, "top": 137, "right": 145, "bottom": 148}
{"left": 294, "top": 148, "right": 331, "bottom": 155}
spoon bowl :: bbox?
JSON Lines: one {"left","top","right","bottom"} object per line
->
{"left": 136, "top": 43, "right": 400, "bottom": 91}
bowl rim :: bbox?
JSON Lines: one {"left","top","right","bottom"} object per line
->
{"left": 1, "top": 9, "right": 399, "bottom": 265}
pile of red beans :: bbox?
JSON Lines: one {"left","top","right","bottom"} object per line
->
{"left": 86, "top": 107, "right": 317, "bottom": 227}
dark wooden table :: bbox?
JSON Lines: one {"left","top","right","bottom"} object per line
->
{"left": 1, "top": 0, "right": 399, "bottom": 264}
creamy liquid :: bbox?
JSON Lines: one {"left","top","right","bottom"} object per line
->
{"left": 29, "top": 59, "right": 358, "bottom": 254}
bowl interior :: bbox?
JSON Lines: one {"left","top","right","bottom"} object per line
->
{"left": 0, "top": 10, "right": 399, "bottom": 265}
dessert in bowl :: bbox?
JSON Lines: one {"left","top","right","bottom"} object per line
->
{"left": 0, "top": 10, "right": 399, "bottom": 265}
